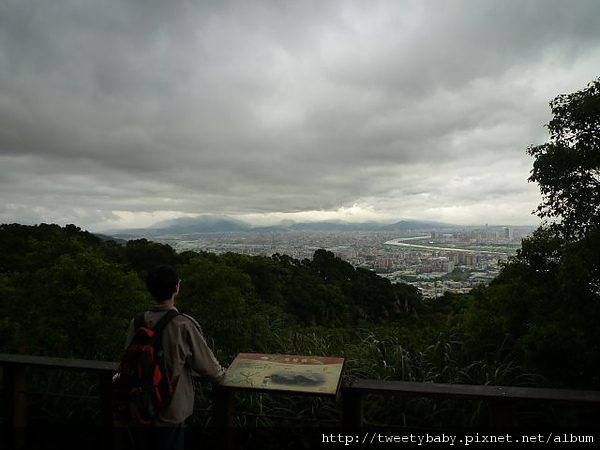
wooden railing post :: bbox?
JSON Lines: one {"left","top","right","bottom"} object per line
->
{"left": 5, "top": 366, "right": 27, "bottom": 427}
{"left": 98, "top": 371, "right": 126, "bottom": 450}
{"left": 3, "top": 365, "right": 27, "bottom": 450}
{"left": 212, "top": 384, "right": 235, "bottom": 450}
{"left": 341, "top": 382, "right": 363, "bottom": 430}
{"left": 98, "top": 371, "right": 116, "bottom": 427}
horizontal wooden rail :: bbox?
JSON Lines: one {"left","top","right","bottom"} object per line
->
{"left": 0, "top": 352, "right": 119, "bottom": 372}
{"left": 343, "top": 378, "right": 600, "bottom": 403}
{"left": 339, "top": 378, "right": 600, "bottom": 429}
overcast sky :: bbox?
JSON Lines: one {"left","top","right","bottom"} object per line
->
{"left": 1, "top": 0, "right": 599, "bottom": 232}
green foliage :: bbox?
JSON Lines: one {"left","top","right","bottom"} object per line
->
{"left": 0, "top": 224, "right": 148, "bottom": 359}
{"left": 0, "top": 224, "right": 421, "bottom": 362}
{"left": 176, "top": 252, "right": 264, "bottom": 356}
{"left": 124, "top": 238, "right": 182, "bottom": 273}
{"left": 465, "top": 226, "right": 600, "bottom": 387}
{"left": 527, "top": 78, "right": 600, "bottom": 240}
{"left": 440, "top": 267, "right": 472, "bottom": 281}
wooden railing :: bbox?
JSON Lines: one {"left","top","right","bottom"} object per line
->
{"left": 2, "top": 353, "right": 600, "bottom": 449}
{"left": 339, "top": 378, "right": 600, "bottom": 428}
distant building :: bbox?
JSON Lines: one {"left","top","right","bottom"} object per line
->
{"left": 449, "top": 252, "right": 479, "bottom": 267}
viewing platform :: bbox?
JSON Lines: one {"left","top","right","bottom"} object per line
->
{"left": 2, "top": 353, "right": 599, "bottom": 449}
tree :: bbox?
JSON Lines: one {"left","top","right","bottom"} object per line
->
{"left": 124, "top": 239, "right": 180, "bottom": 273}
{"left": 176, "top": 254, "right": 258, "bottom": 355}
{"left": 527, "top": 78, "right": 600, "bottom": 240}
{"left": 463, "top": 78, "right": 600, "bottom": 388}
{"left": 0, "top": 224, "right": 148, "bottom": 359}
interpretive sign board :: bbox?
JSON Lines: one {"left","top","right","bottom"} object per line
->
{"left": 219, "top": 353, "right": 345, "bottom": 396}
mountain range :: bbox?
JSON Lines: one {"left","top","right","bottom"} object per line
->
{"left": 105, "top": 215, "right": 502, "bottom": 239}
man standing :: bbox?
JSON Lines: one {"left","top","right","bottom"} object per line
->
{"left": 125, "top": 265, "right": 226, "bottom": 449}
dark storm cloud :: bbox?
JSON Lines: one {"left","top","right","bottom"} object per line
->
{"left": 1, "top": 0, "right": 599, "bottom": 229}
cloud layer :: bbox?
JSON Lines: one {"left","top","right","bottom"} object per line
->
{"left": 1, "top": 0, "right": 599, "bottom": 231}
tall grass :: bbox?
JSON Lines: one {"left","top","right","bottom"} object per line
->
{"left": 190, "top": 323, "right": 549, "bottom": 430}
{"left": 15, "top": 317, "right": 562, "bottom": 432}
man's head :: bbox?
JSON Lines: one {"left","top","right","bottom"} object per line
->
{"left": 146, "top": 265, "right": 180, "bottom": 303}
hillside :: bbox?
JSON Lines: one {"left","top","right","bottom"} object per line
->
{"left": 1, "top": 222, "right": 598, "bottom": 429}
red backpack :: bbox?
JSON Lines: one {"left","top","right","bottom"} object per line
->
{"left": 114, "top": 309, "right": 179, "bottom": 425}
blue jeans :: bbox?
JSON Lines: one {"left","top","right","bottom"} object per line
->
{"left": 131, "top": 423, "right": 185, "bottom": 450}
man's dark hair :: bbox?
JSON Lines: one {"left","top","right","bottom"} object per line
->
{"left": 146, "top": 265, "right": 179, "bottom": 303}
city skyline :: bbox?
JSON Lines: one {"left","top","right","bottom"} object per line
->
{"left": 2, "top": 1, "right": 599, "bottom": 231}
{"left": 143, "top": 224, "right": 530, "bottom": 299}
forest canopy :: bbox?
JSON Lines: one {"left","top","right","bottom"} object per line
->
{"left": 0, "top": 222, "right": 422, "bottom": 362}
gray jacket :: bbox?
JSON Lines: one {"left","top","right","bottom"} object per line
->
{"left": 125, "top": 304, "right": 226, "bottom": 425}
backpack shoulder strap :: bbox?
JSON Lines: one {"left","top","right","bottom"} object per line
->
{"left": 133, "top": 312, "right": 146, "bottom": 331}
{"left": 151, "top": 309, "right": 180, "bottom": 335}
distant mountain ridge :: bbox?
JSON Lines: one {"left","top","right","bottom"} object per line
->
{"left": 106, "top": 215, "right": 470, "bottom": 239}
